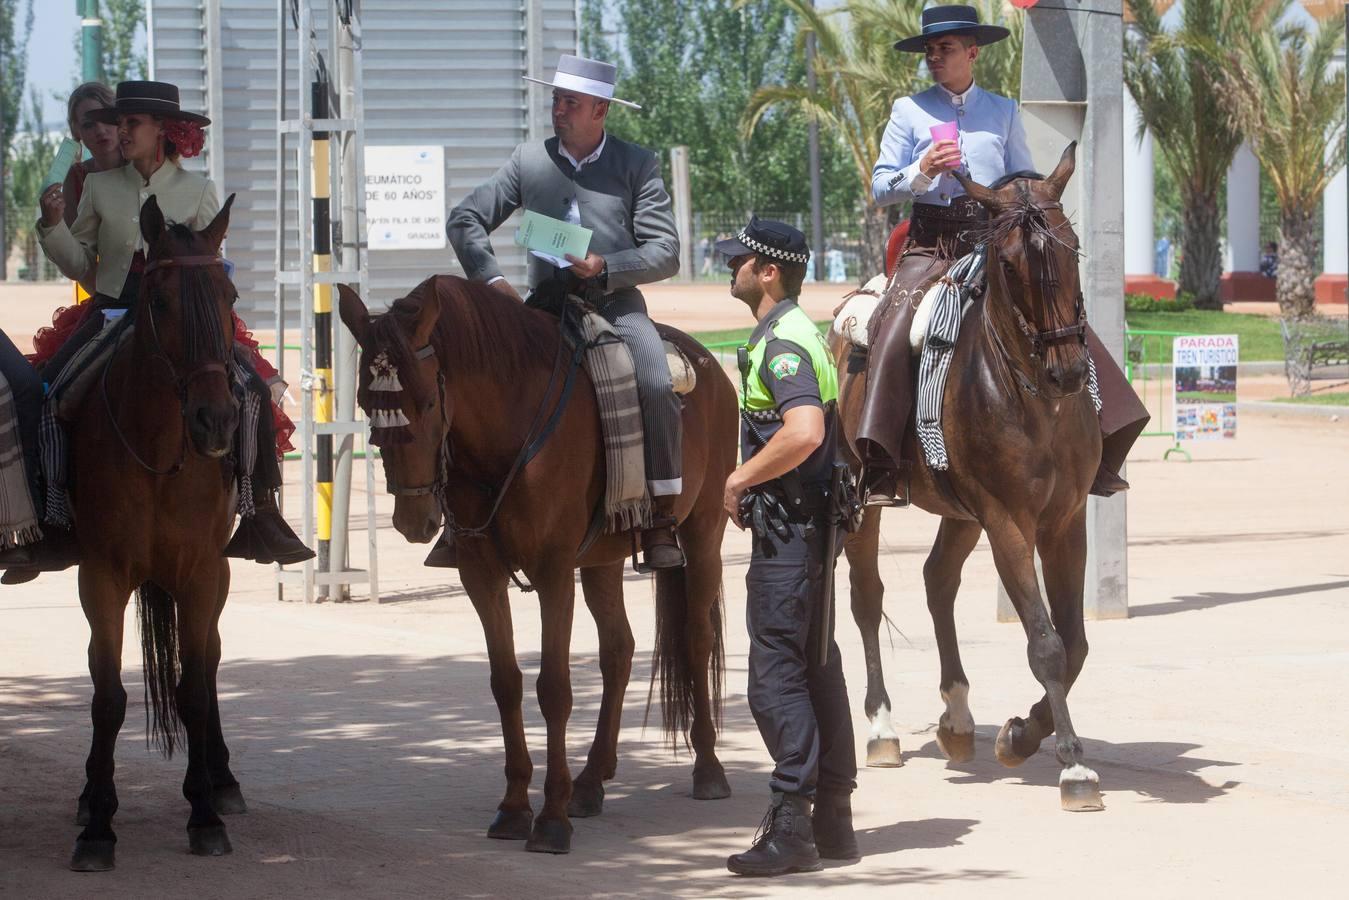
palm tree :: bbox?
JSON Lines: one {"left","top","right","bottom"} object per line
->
{"left": 743, "top": 0, "right": 1021, "bottom": 276}
{"left": 1214, "top": 10, "right": 1345, "bottom": 318}
{"left": 1123, "top": 0, "right": 1275, "bottom": 310}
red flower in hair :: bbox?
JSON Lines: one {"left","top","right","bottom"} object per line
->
{"left": 163, "top": 119, "right": 206, "bottom": 158}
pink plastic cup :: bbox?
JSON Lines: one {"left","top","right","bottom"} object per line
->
{"left": 929, "top": 121, "right": 960, "bottom": 145}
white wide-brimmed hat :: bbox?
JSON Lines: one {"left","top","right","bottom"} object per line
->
{"left": 523, "top": 54, "right": 641, "bottom": 110}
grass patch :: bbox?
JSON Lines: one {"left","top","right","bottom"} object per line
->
{"left": 1272, "top": 391, "right": 1349, "bottom": 406}
{"left": 1177, "top": 391, "right": 1237, "bottom": 403}
{"left": 1124, "top": 310, "right": 1284, "bottom": 362}
{"left": 691, "top": 320, "right": 832, "bottom": 348}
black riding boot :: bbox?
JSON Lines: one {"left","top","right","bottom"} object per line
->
{"left": 0, "top": 527, "right": 80, "bottom": 585}
{"left": 1089, "top": 463, "right": 1129, "bottom": 497}
{"left": 811, "top": 791, "right": 860, "bottom": 860}
{"left": 862, "top": 463, "right": 908, "bottom": 508}
{"left": 727, "top": 792, "right": 821, "bottom": 877}
{"left": 640, "top": 495, "right": 685, "bottom": 570}
{"left": 423, "top": 524, "right": 457, "bottom": 568}
{"left": 225, "top": 490, "right": 315, "bottom": 566}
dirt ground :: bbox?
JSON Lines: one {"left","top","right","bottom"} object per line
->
{"left": 3, "top": 280, "right": 1349, "bottom": 896}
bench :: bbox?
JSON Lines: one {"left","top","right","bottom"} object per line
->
{"left": 1280, "top": 312, "right": 1349, "bottom": 396}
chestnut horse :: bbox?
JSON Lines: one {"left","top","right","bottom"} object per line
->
{"left": 338, "top": 276, "right": 738, "bottom": 853}
{"left": 68, "top": 195, "right": 248, "bottom": 870}
{"left": 836, "top": 145, "right": 1107, "bottom": 810}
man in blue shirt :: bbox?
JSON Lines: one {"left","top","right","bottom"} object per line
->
{"left": 856, "top": 4, "right": 1141, "bottom": 504}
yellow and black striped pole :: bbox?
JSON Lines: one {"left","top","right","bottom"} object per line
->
{"left": 312, "top": 80, "right": 334, "bottom": 592}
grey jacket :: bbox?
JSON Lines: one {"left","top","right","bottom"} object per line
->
{"left": 447, "top": 134, "right": 680, "bottom": 301}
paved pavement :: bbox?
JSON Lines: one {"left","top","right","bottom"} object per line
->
{"left": 1, "top": 402, "right": 1346, "bottom": 897}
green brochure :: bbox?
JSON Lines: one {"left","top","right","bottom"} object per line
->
{"left": 514, "top": 210, "right": 592, "bottom": 267}
{"left": 43, "top": 138, "right": 81, "bottom": 191}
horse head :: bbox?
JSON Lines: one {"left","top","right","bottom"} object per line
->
{"left": 138, "top": 193, "right": 239, "bottom": 457}
{"left": 338, "top": 282, "right": 446, "bottom": 544}
{"left": 954, "top": 144, "right": 1090, "bottom": 399}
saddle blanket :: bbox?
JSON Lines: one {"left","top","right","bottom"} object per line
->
{"left": 576, "top": 309, "right": 696, "bottom": 534}
{"left": 0, "top": 370, "right": 40, "bottom": 549}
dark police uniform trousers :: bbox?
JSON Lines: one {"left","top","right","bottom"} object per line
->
{"left": 741, "top": 300, "right": 857, "bottom": 797}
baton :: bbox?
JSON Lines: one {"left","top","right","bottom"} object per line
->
{"left": 813, "top": 464, "right": 846, "bottom": 668}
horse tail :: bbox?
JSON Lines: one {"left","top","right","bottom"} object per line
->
{"left": 647, "top": 568, "right": 725, "bottom": 749}
{"left": 136, "top": 581, "right": 182, "bottom": 758}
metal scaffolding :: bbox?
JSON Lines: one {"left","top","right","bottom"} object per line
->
{"left": 273, "top": 0, "right": 379, "bottom": 603}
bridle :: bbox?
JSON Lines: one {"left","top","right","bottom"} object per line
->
{"left": 101, "top": 254, "right": 232, "bottom": 476}
{"left": 378, "top": 300, "right": 589, "bottom": 541}
{"left": 1000, "top": 200, "right": 1087, "bottom": 360}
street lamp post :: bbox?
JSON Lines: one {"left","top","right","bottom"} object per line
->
{"left": 80, "top": 0, "right": 105, "bottom": 83}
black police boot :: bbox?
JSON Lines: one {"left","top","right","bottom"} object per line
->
{"left": 423, "top": 525, "right": 457, "bottom": 568}
{"left": 640, "top": 495, "right": 685, "bottom": 570}
{"left": 812, "top": 791, "right": 860, "bottom": 860}
{"left": 726, "top": 792, "right": 822, "bottom": 877}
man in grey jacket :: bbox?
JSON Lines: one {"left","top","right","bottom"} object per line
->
{"left": 444, "top": 54, "right": 685, "bottom": 570}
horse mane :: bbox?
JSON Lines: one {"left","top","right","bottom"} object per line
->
{"left": 969, "top": 170, "right": 1078, "bottom": 255}
{"left": 365, "top": 275, "right": 558, "bottom": 403}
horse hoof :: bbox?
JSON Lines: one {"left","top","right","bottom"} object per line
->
{"left": 70, "top": 839, "right": 116, "bottom": 872}
{"left": 210, "top": 783, "right": 248, "bottom": 816}
{"left": 1060, "top": 765, "right": 1105, "bottom": 812}
{"left": 188, "top": 825, "right": 233, "bottom": 856}
{"left": 525, "top": 818, "right": 573, "bottom": 854}
{"left": 994, "top": 718, "right": 1030, "bottom": 768}
{"left": 487, "top": 808, "right": 534, "bottom": 841}
{"left": 691, "top": 768, "right": 732, "bottom": 800}
{"left": 936, "top": 724, "right": 975, "bottom": 763}
{"left": 567, "top": 780, "right": 604, "bottom": 818}
{"left": 75, "top": 796, "right": 91, "bottom": 827}
{"left": 866, "top": 737, "right": 904, "bottom": 767}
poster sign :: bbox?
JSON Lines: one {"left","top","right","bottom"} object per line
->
{"left": 1173, "top": 335, "right": 1238, "bottom": 441}
{"left": 364, "top": 146, "right": 446, "bottom": 250}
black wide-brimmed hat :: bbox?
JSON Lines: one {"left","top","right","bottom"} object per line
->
{"left": 89, "top": 80, "right": 210, "bottom": 126}
{"left": 894, "top": 4, "right": 1010, "bottom": 53}
{"left": 715, "top": 216, "right": 810, "bottom": 265}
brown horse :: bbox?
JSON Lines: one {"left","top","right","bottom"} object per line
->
{"left": 836, "top": 144, "right": 1108, "bottom": 810}
{"left": 337, "top": 276, "right": 738, "bottom": 853}
{"left": 67, "top": 195, "right": 247, "bottom": 870}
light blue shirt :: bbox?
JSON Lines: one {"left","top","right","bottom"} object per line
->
{"left": 871, "top": 83, "right": 1034, "bottom": 209}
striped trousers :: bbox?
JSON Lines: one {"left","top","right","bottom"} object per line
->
{"left": 599, "top": 292, "right": 682, "bottom": 497}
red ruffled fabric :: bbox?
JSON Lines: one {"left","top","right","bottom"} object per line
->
{"left": 233, "top": 315, "right": 295, "bottom": 458}
{"left": 28, "top": 305, "right": 294, "bottom": 460}
{"left": 29, "top": 302, "right": 97, "bottom": 367}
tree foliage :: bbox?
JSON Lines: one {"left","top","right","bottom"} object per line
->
{"left": 1, "top": 0, "right": 34, "bottom": 171}
{"left": 100, "top": 0, "right": 149, "bottom": 83}
{"left": 580, "top": 0, "right": 855, "bottom": 215}
{"left": 1213, "top": 8, "right": 1346, "bottom": 317}
{"left": 1123, "top": 0, "right": 1277, "bottom": 310}
{"left": 4, "top": 89, "right": 58, "bottom": 275}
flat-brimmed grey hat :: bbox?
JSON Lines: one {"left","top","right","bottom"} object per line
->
{"left": 523, "top": 54, "right": 641, "bottom": 110}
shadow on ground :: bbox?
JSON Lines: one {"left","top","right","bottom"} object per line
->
{"left": 0, "top": 654, "right": 995, "bottom": 896}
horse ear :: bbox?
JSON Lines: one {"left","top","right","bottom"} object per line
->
{"left": 951, "top": 170, "right": 1001, "bottom": 211}
{"left": 1043, "top": 142, "right": 1077, "bottom": 201}
{"left": 200, "top": 193, "right": 235, "bottom": 250}
{"left": 140, "top": 195, "right": 166, "bottom": 248}
{"left": 337, "top": 283, "right": 371, "bottom": 347}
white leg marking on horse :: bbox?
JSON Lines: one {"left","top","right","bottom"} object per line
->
{"left": 940, "top": 682, "right": 974, "bottom": 735}
{"left": 1060, "top": 764, "right": 1099, "bottom": 784}
{"left": 869, "top": 704, "right": 899, "bottom": 740}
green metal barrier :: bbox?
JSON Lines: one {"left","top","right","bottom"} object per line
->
{"left": 1124, "top": 328, "right": 1190, "bottom": 461}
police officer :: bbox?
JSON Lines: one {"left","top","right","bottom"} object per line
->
{"left": 717, "top": 218, "right": 858, "bottom": 876}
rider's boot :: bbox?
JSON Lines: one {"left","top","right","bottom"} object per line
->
{"left": 1089, "top": 463, "right": 1130, "bottom": 498}
{"left": 423, "top": 524, "right": 458, "bottom": 568}
{"left": 225, "top": 490, "right": 315, "bottom": 566}
{"left": 640, "top": 494, "right": 685, "bottom": 570}
{"left": 862, "top": 463, "right": 908, "bottom": 508}
{"left": 811, "top": 790, "right": 860, "bottom": 861}
{"left": 1, "top": 526, "right": 80, "bottom": 585}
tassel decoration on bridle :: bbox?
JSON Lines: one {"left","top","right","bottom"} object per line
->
{"left": 367, "top": 350, "right": 413, "bottom": 446}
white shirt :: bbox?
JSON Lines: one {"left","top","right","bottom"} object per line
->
{"left": 488, "top": 132, "right": 607, "bottom": 284}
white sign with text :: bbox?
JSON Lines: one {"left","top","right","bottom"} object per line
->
{"left": 364, "top": 146, "right": 446, "bottom": 250}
